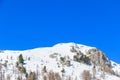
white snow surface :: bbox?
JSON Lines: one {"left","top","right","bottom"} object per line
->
{"left": 0, "top": 42, "right": 119, "bottom": 80}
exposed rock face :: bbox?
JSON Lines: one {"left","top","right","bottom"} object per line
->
{"left": 70, "top": 44, "right": 112, "bottom": 72}
{"left": 87, "top": 48, "right": 111, "bottom": 67}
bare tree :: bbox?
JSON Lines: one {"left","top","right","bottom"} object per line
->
{"left": 92, "top": 65, "right": 96, "bottom": 79}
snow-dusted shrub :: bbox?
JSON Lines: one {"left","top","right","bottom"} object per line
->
{"left": 70, "top": 46, "right": 77, "bottom": 53}
{"left": 42, "top": 66, "right": 47, "bottom": 73}
{"left": 100, "top": 71, "right": 105, "bottom": 79}
{"left": 26, "top": 72, "right": 36, "bottom": 80}
{"left": 60, "top": 57, "right": 65, "bottom": 63}
{"left": 82, "top": 70, "right": 92, "bottom": 80}
{"left": 43, "top": 75, "right": 47, "bottom": 80}
{"left": 61, "top": 68, "right": 65, "bottom": 73}
{"left": 104, "top": 65, "right": 115, "bottom": 75}
{"left": 92, "top": 66, "right": 96, "bottom": 79}
{"left": 17, "top": 76, "right": 21, "bottom": 80}
{"left": 49, "top": 53, "right": 57, "bottom": 58}
{"left": 3, "top": 60, "right": 8, "bottom": 67}
{"left": 65, "top": 60, "right": 71, "bottom": 67}
{"left": 48, "top": 71, "right": 55, "bottom": 80}
{"left": 6, "top": 74, "right": 10, "bottom": 80}
{"left": 81, "top": 55, "right": 91, "bottom": 65}
{"left": 16, "top": 62, "right": 19, "bottom": 67}
{"left": 28, "top": 57, "right": 30, "bottom": 61}
{"left": 18, "top": 66, "right": 26, "bottom": 74}
{"left": 42, "top": 71, "right": 62, "bottom": 80}
{"left": 67, "top": 76, "right": 72, "bottom": 80}
{"left": 73, "top": 54, "right": 91, "bottom": 65}
{"left": 21, "top": 66, "right": 26, "bottom": 74}
{"left": 54, "top": 72, "right": 62, "bottom": 80}
{"left": 73, "top": 55, "right": 78, "bottom": 61}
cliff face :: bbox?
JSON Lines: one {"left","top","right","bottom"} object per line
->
{"left": 70, "top": 44, "right": 111, "bottom": 67}
{"left": 87, "top": 49, "right": 111, "bottom": 67}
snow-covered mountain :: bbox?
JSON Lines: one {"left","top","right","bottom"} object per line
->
{"left": 0, "top": 42, "right": 120, "bottom": 80}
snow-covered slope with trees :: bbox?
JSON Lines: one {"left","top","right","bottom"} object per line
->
{"left": 0, "top": 42, "right": 120, "bottom": 80}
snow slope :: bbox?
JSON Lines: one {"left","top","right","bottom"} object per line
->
{"left": 0, "top": 42, "right": 119, "bottom": 80}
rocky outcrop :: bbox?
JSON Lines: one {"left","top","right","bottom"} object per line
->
{"left": 86, "top": 48, "right": 111, "bottom": 67}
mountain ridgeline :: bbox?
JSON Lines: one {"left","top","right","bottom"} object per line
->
{"left": 0, "top": 43, "right": 119, "bottom": 80}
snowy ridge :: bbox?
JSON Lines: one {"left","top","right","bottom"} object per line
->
{"left": 0, "top": 42, "right": 120, "bottom": 80}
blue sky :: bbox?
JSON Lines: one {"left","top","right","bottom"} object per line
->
{"left": 0, "top": 0, "right": 120, "bottom": 63}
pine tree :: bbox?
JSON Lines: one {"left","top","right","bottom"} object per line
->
{"left": 18, "top": 54, "right": 24, "bottom": 64}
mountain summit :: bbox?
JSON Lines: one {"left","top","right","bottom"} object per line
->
{"left": 0, "top": 42, "right": 120, "bottom": 80}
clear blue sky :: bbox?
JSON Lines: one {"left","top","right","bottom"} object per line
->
{"left": 0, "top": 0, "right": 120, "bottom": 63}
